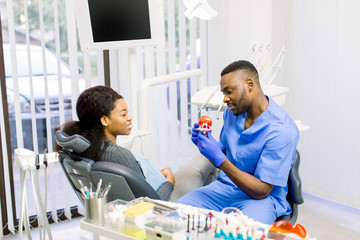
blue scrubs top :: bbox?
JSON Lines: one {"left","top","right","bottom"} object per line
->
{"left": 218, "top": 96, "right": 299, "bottom": 216}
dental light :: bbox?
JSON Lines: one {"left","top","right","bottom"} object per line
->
{"left": 183, "top": 0, "right": 217, "bottom": 20}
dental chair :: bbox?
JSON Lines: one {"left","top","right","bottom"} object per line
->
{"left": 55, "top": 130, "right": 160, "bottom": 206}
{"left": 276, "top": 149, "right": 304, "bottom": 225}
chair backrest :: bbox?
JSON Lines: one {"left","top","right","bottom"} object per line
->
{"left": 276, "top": 149, "right": 304, "bottom": 225}
{"left": 55, "top": 130, "right": 160, "bottom": 206}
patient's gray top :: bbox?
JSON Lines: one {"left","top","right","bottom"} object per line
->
{"left": 99, "top": 140, "right": 173, "bottom": 200}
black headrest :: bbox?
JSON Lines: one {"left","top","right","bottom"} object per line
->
{"left": 55, "top": 130, "right": 90, "bottom": 154}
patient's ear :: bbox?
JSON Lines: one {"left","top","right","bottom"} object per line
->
{"left": 100, "top": 116, "right": 109, "bottom": 127}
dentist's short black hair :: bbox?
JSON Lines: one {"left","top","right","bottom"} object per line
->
{"left": 221, "top": 60, "right": 259, "bottom": 83}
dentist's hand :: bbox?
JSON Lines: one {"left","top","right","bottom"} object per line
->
{"left": 191, "top": 123, "right": 200, "bottom": 146}
{"left": 197, "top": 131, "right": 226, "bottom": 167}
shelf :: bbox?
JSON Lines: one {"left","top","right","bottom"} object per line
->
{"left": 80, "top": 218, "right": 138, "bottom": 240}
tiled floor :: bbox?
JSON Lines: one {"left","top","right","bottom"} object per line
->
{"left": 296, "top": 193, "right": 360, "bottom": 239}
{"left": 4, "top": 192, "right": 360, "bottom": 240}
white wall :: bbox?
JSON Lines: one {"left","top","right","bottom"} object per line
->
{"left": 207, "top": 0, "right": 273, "bottom": 85}
{"left": 207, "top": 0, "right": 360, "bottom": 208}
{"left": 273, "top": 0, "right": 360, "bottom": 208}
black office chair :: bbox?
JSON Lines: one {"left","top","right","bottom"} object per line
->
{"left": 276, "top": 149, "right": 304, "bottom": 225}
{"left": 55, "top": 130, "right": 160, "bottom": 206}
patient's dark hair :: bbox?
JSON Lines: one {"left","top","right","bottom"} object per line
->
{"left": 56, "top": 85, "right": 123, "bottom": 160}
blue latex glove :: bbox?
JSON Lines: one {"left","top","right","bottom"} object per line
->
{"left": 197, "top": 131, "right": 226, "bottom": 167}
{"left": 191, "top": 123, "right": 200, "bottom": 146}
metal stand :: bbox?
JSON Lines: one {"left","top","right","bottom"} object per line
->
{"left": 15, "top": 148, "right": 57, "bottom": 240}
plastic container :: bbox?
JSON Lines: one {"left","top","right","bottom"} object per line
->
{"left": 104, "top": 199, "right": 128, "bottom": 232}
{"left": 123, "top": 202, "right": 155, "bottom": 240}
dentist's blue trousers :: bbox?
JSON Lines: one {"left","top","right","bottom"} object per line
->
{"left": 177, "top": 180, "right": 277, "bottom": 224}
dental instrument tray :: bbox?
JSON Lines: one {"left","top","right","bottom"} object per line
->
{"left": 127, "top": 197, "right": 177, "bottom": 216}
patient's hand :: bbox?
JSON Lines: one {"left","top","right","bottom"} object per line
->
{"left": 160, "top": 168, "right": 175, "bottom": 185}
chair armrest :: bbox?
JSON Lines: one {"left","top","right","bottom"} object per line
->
{"left": 92, "top": 161, "right": 160, "bottom": 200}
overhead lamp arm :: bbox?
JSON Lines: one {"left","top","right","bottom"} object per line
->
{"left": 183, "top": 0, "right": 217, "bottom": 20}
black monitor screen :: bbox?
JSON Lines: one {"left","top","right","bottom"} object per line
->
{"left": 88, "top": 0, "right": 151, "bottom": 43}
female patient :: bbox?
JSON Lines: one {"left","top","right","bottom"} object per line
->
{"left": 58, "top": 85, "right": 216, "bottom": 201}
